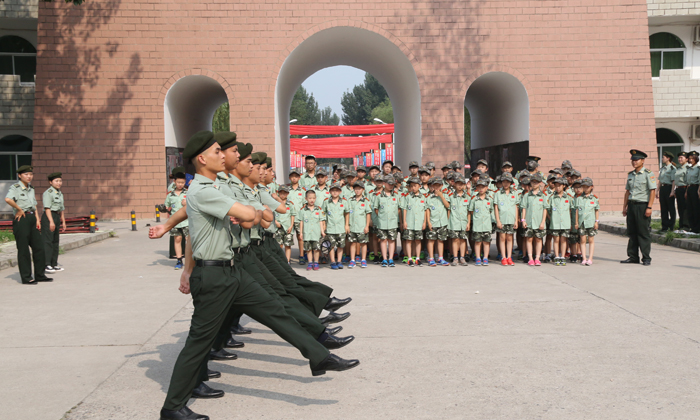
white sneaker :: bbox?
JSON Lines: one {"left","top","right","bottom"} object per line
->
{"left": 52, "top": 266, "right": 64, "bottom": 272}
{"left": 45, "top": 266, "right": 56, "bottom": 274}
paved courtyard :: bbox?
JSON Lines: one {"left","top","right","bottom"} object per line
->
{"left": 1, "top": 221, "right": 700, "bottom": 420}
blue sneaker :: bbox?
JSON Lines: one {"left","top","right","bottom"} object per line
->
{"left": 337, "top": 262, "right": 344, "bottom": 269}
{"left": 348, "top": 261, "right": 356, "bottom": 269}
{"left": 483, "top": 258, "right": 489, "bottom": 266}
{"left": 174, "top": 261, "right": 183, "bottom": 270}
{"left": 428, "top": 258, "right": 437, "bottom": 267}
{"left": 306, "top": 263, "right": 313, "bottom": 271}
{"left": 497, "top": 254, "right": 502, "bottom": 261}
{"left": 355, "top": 256, "right": 361, "bottom": 263}
{"left": 474, "top": 258, "right": 482, "bottom": 266}
{"left": 361, "top": 260, "right": 367, "bottom": 268}
{"left": 342, "top": 256, "right": 351, "bottom": 263}
{"left": 388, "top": 259, "right": 395, "bottom": 267}
{"left": 438, "top": 258, "right": 449, "bottom": 266}
{"left": 330, "top": 262, "right": 338, "bottom": 270}
{"left": 381, "top": 259, "right": 388, "bottom": 267}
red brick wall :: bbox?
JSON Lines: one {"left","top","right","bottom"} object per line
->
{"left": 32, "top": 0, "right": 656, "bottom": 218}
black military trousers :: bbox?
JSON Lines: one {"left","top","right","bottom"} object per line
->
{"left": 626, "top": 201, "right": 652, "bottom": 263}
{"left": 12, "top": 212, "right": 48, "bottom": 283}
{"left": 41, "top": 211, "right": 61, "bottom": 267}
{"left": 659, "top": 184, "right": 676, "bottom": 231}
{"left": 687, "top": 185, "right": 700, "bottom": 233}
{"left": 162, "top": 264, "right": 329, "bottom": 412}
{"left": 675, "top": 186, "right": 688, "bottom": 230}
{"left": 263, "top": 236, "right": 333, "bottom": 298}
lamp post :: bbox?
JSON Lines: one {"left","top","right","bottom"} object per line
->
{"left": 373, "top": 118, "right": 386, "bottom": 124}
{"left": 289, "top": 119, "right": 297, "bottom": 124}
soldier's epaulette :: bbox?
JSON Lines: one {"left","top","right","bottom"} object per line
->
{"left": 323, "top": 197, "right": 329, "bottom": 201}
{"left": 13, "top": 183, "right": 20, "bottom": 188}
{"left": 628, "top": 170, "right": 635, "bottom": 174}
{"left": 593, "top": 195, "right": 598, "bottom": 199}
{"left": 401, "top": 192, "right": 407, "bottom": 197}
{"left": 644, "top": 168, "right": 652, "bottom": 173}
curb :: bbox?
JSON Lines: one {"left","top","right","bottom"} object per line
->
{"left": 599, "top": 223, "right": 700, "bottom": 253}
{"left": 0, "top": 230, "right": 113, "bottom": 271}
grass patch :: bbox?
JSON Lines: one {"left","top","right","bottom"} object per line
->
{"left": 650, "top": 219, "right": 679, "bottom": 232}
{"left": 0, "top": 230, "right": 14, "bottom": 243}
{"left": 58, "top": 246, "right": 65, "bottom": 255}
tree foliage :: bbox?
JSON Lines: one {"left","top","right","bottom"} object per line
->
{"left": 212, "top": 102, "right": 229, "bottom": 134}
{"left": 289, "top": 85, "right": 339, "bottom": 126}
{"left": 370, "top": 98, "right": 393, "bottom": 124}
{"left": 341, "top": 73, "right": 390, "bottom": 126}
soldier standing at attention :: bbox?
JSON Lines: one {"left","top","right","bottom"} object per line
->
{"left": 671, "top": 152, "right": 689, "bottom": 231}
{"left": 621, "top": 150, "right": 656, "bottom": 266}
{"left": 42, "top": 172, "right": 66, "bottom": 274}
{"left": 4, "top": 166, "right": 52, "bottom": 285}
{"left": 686, "top": 151, "right": 700, "bottom": 233}
{"left": 657, "top": 151, "right": 677, "bottom": 232}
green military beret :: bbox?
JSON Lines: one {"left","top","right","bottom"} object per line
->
{"left": 182, "top": 130, "right": 215, "bottom": 162}
{"left": 265, "top": 157, "right": 272, "bottom": 167}
{"left": 251, "top": 152, "right": 267, "bottom": 165}
{"left": 17, "top": 165, "right": 33, "bottom": 174}
{"left": 678, "top": 152, "right": 688, "bottom": 158}
{"left": 213, "top": 131, "right": 238, "bottom": 150}
{"left": 47, "top": 172, "right": 62, "bottom": 181}
{"left": 238, "top": 143, "right": 253, "bottom": 160}
{"left": 171, "top": 166, "right": 186, "bottom": 177}
{"left": 629, "top": 149, "right": 648, "bottom": 160}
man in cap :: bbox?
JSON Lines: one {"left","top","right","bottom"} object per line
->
{"left": 671, "top": 152, "right": 690, "bottom": 231}
{"left": 5, "top": 165, "right": 52, "bottom": 285}
{"left": 300, "top": 155, "right": 318, "bottom": 190}
{"left": 621, "top": 149, "right": 656, "bottom": 265}
{"left": 657, "top": 151, "right": 677, "bottom": 232}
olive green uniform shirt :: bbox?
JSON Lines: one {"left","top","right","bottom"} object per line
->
{"left": 687, "top": 164, "right": 700, "bottom": 185}
{"left": 186, "top": 174, "right": 237, "bottom": 261}
{"left": 448, "top": 192, "right": 470, "bottom": 231}
{"left": 674, "top": 163, "right": 689, "bottom": 187}
{"left": 312, "top": 185, "right": 331, "bottom": 203}
{"left": 373, "top": 192, "right": 400, "bottom": 230}
{"left": 547, "top": 193, "right": 572, "bottom": 230}
{"left": 5, "top": 182, "right": 37, "bottom": 215}
{"left": 322, "top": 197, "right": 347, "bottom": 235}
{"left": 494, "top": 189, "right": 519, "bottom": 225}
{"left": 299, "top": 173, "right": 318, "bottom": 190}
{"left": 625, "top": 167, "right": 657, "bottom": 202}
{"left": 468, "top": 195, "right": 493, "bottom": 233}
{"left": 298, "top": 205, "right": 324, "bottom": 241}
{"left": 164, "top": 189, "right": 188, "bottom": 228}
{"left": 341, "top": 185, "right": 355, "bottom": 200}
{"left": 426, "top": 193, "right": 449, "bottom": 228}
{"left": 43, "top": 187, "right": 65, "bottom": 212}
{"left": 522, "top": 191, "right": 548, "bottom": 228}
{"left": 215, "top": 172, "right": 264, "bottom": 248}
{"left": 577, "top": 194, "right": 600, "bottom": 228}
{"left": 400, "top": 192, "right": 428, "bottom": 231}
{"left": 346, "top": 196, "right": 372, "bottom": 233}
{"left": 275, "top": 200, "right": 296, "bottom": 231}
{"left": 659, "top": 163, "right": 676, "bottom": 185}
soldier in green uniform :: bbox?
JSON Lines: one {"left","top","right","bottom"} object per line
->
{"left": 685, "top": 151, "right": 700, "bottom": 233}
{"left": 4, "top": 166, "right": 52, "bottom": 285}
{"left": 42, "top": 172, "right": 66, "bottom": 273}
{"left": 657, "top": 151, "right": 677, "bottom": 232}
{"left": 621, "top": 149, "right": 656, "bottom": 265}
{"left": 158, "top": 132, "right": 358, "bottom": 420}
{"left": 672, "top": 152, "right": 689, "bottom": 231}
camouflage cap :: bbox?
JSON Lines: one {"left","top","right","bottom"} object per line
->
{"left": 418, "top": 165, "right": 431, "bottom": 175}
{"left": 408, "top": 160, "right": 420, "bottom": 168}
{"left": 425, "top": 161, "right": 436, "bottom": 170}
{"left": 502, "top": 161, "right": 513, "bottom": 168}
{"left": 470, "top": 169, "right": 483, "bottom": 177}
{"left": 547, "top": 173, "right": 557, "bottom": 182}
{"left": 501, "top": 173, "right": 514, "bottom": 183}
{"left": 453, "top": 174, "right": 467, "bottom": 184}
{"left": 429, "top": 177, "right": 443, "bottom": 185}
{"left": 477, "top": 159, "right": 488, "bottom": 167}
{"left": 561, "top": 160, "right": 573, "bottom": 170}
{"left": 450, "top": 160, "right": 461, "bottom": 170}
{"left": 445, "top": 172, "right": 455, "bottom": 180}
{"left": 345, "top": 169, "right": 358, "bottom": 178}
{"left": 441, "top": 162, "right": 452, "bottom": 170}
{"left": 334, "top": 164, "right": 348, "bottom": 172}
{"left": 476, "top": 178, "right": 490, "bottom": 187}
{"left": 393, "top": 172, "right": 404, "bottom": 180}
{"left": 530, "top": 173, "right": 544, "bottom": 183}
{"left": 368, "top": 164, "right": 380, "bottom": 171}
{"left": 384, "top": 175, "right": 396, "bottom": 185}
{"left": 580, "top": 177, "right": 594, "bottom": 186}
{"left": 353, "top": 180, "right": 365, "bottom": 189}
{"left": 392, "top": 165, "right": 402, "bottom": 171}
{"left": 374, "top": 174, "right": 385, "bottom": 182}
{"left": 520, "top": 176, "right": 531, "bottom": 185}
{"left": 518, "top": 169, "right": 531, "bottom": 179}
{"left": 570, "top": 169, "right": 581, "bottom": 178}
{"left": 526, "top": 160, "right": 539, "bottom": 171}
{"left": 289, "top": 168, "right": 301, "bottom": 176}
{"left": 329, "top": 181, "right": 343, "bottom": 191}
{"left": 277, "top": 185, "right": 290, "bottom": 193}
{"left": 356, "top": 165, "right": 368, "bottom": 173}
{"left": 315, "top": 168, "right": 328, "bottom": 177}
{"left": 406, "top": 176, "right": 421, "bottom": 185}
{"left": 553, "top": 177, "right": 568, "bottom": 185}
{"left": 571, "top": 178, "right": 583, "bottom": 186}
{"left": 549, "top": 168, "right": 564, "bottom": 175}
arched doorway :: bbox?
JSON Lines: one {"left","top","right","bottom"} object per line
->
{"left": 655, "top": 128, "right": 683, "bottom": 167}
{"left": 274, "top": 26, "right": 421, "bottom": 177}
{"left": 465, "top": 72, "right": 529, "bottom": 172}
{"left": 0, "top": 134, "right": 32, "bottom": 213}
{"left": 163, "top": 74, "right": 228, "bottom": 182}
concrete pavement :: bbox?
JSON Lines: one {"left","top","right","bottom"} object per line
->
{"left": 1, "top": 221, "right": 700, "bottom": 419}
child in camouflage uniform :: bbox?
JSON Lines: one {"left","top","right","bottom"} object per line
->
{"left": 346, "top": 181, "right": 372, "bottom": 268}
{"left": 468, "top": 178, "right": 493, "bottom": 266}
{"left": 372, "top": 175, "right": 400, "bottom": 267}
{"left": 164, "top": 172, "right": 188, "bottom": 269}
{"left": 323, "top": 182, "right": 348, "bottom": 269}
{"left": 274, "top": 185, "right": 296, "bottom": 264}
{"left": 521, "top": 174, "right": 549, "bottom": 266}
{"left": 494, "top": 173, "right": 519, "bottom": 266}
{"left": 400, "top": 177, "right": 428, "bottom": 267}
{"left": 298, "top": 190, "right": 324, "bottom": 271}
{"left": 447, "top": 174, "right": 470, "bottom": 266}
{"left": 426, "top": 177, "right": 451, "bottom": 266}
{"left": 576, "top": 177, "right": 600, "bottom": 266}
{"left": 546, "top": 177, "right": 573, "bottom": 266}
{"left": 568, "top": 179, "right": 583, "bottom": 262}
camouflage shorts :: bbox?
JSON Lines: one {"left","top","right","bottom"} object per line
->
{"left": 496, "top": 224, "right": 515, "bottom": 234}
{"left": 293, "top": 221, "right": 301, "bottom": 235}
{"left": 347, "top": 232, "right": 369, "bottom": 244}
{"left": 303, "top": 240, "right": 321, "bottom": 251}
{"left": 524, "top": 228, "right": 547, "bottom": 239}
{"left": 324, "top": 233, "right": 346, "bottom": 249}
{"left": 170, "top": 227, "right": 189, "bottom": 237}
{"left": 425, "top": 225, "right": 448, "bottom": 241}
{"left": 448, "top": 229, "right": 469, "bottom": 240}
{"left": 402, "top": 229, "right": 424, "bottom": 241}
{"left": 548, "top": 229, "right": 569, "bottom": 238}
{"left": 376, "top": 228, "right": 398, "bottom": 241}
{"left": 368, "top": 225, "right": 378, "bottom": 235}
{"left": 517, "top": 226, "right": 527, "bottom": 237}
{"left": 567, "top": 232, "right": 580, "bottom": 245}
{"left": 471, "top": 231, "right": 492, "bottom": 242}
{"left": 578, "top": 227, "right": 598, "bottom": 237}
{"left": 275, "top": 228, "right": 294, "bottom": 247}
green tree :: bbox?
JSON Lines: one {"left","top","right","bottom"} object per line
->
{"left": 320, "top": 106, "right": 340, "bottom": 126}
{"left": 290, "top": 86, "right": 325, "bottom": 125}
{"left": 370, "top": 98, "right": 393, "bottom": 124}
{"left": 212, "top": 102, "right": 229, "bottom": 134}
{"left": 464, "top": 107, "right": 471, "bottom": 163}
{"left": 341, "top": 73, "right": 390, "bottom": 125}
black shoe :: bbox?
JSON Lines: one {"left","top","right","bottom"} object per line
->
{"left": 209, "top": 349, "right": 237, "bottom": 361}
{"left": 160, "top": 406, "right": 209, "bottom": 420}
{"left": 620, "top": 258, "right": 640, "bottom": 264}
{"left": 36, "top": 277, "right": 53, "bottom": 282}
{"left": 320, "top": 334, "right": 355, "bottom": 350}
{"left": 326, "top": 326, "right": 343, "bottom": 335}
{"left": 311, "top": 353, "right": 360, "bottom": 376}
{"left": 642, "top": 260, "right": 651, "bottom": 266}
{"left": 207, "top": 369, "right": 221, "bottom": 379}
{"left": 324, "top": 296, "right": 352, "bottom": 312}
{"left": 191, "top": 382, "right": 224, "bottom": 399}
{"left": 225, "top": 337, "right": 245, "bottom": 349}
{"left": 319, "top": 311, "right": 350, "bottom": 325}
{"left": 23, "top": 281, "right": 38, "bottom": 285}
{"left": 230, "top": 323, "right": 252, "bottom": 335}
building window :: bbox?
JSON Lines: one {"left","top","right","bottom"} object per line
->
{"left": 650, "top": 32, "right": 685, "bottom": 77}
{"left": 0, "top": 135, "right": 32, "bottom": 181}
{"left": 656, "top": 128, "right": 683, "bottom": 167}
{"left": 0, "top": 35, "right": 37, "bottom": 84}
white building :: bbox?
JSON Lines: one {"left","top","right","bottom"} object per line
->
{"left": 649, "top": 0, "right": 700, "bottom": 165}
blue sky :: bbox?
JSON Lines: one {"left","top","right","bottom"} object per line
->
{"left": 300, "top": 66, "right": 366, "bottom": 123}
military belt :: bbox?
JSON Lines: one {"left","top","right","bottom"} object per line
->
{"left": 263, "top": 232, "right": 274, "bottom": 238}
{"left": 232, "top": 246, "right": 250, "bottom": 254}
{"left": 629, "top": 201, "right": 647, "bottom": 205}
{"left": 194, "top": 259, "right": 234, "bottom": 267}
{"left": 251, "top": 239, "right": 263, "bottom": 246}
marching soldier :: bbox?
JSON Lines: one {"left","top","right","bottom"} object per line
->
{"left": 4, "top": 166, "right": 53, "bottom": 285}
{"left": 621, "top": 150, "right": 656, "bottom": 266}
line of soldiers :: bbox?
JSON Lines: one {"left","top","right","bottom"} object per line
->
{"left": 656, "top": 150, "right": 700, "bottom": 234}
{"left": 4, "top": 166, "right": 66, "bottom": 285}
{"left": 149, "top": 131, "right": 360, "bottom": 420}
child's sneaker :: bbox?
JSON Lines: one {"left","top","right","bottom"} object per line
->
{"left": 438, "top": 258, "right": 450, "bottom": 266}
{"left": 554, "top": 258, "right": 561, "bottom": 266}
{"left": 313, "top": 262, "right": 319, "bottom": 271}
{"left": 342, "top": 256, "right": 351, "bottom": 263}
{"left": 306, "top": 263, "right": 313, "bottom": 271}
{"left": 330, "top": 262, "right": 338, "bottom": 270}
{"left": 381, "top": 260, "right": 388, "bottom": 267}
{"left": 402, "top": 256, "right": 409, "bottom": 264}
{"left": 451, "top": 257, "right": 458, "bottom": 266}
{"left": 356, "top": 256, "right": 361, "bottom": 263}
{"left": 586, "top": 260, "right": 592, "bottom": 266}
{"left": 337, "top": 262, "right": 344, "bottom": 269}
{"left": 482, "top": 258, "right": 489, "bottom": 266}
{"left": 348, "top": 261, "right": 356, "bottom": 269}
{"left": 368, "top": 252, "right": 375, "bottom": 261}
{"left": 360, "top": 260, "right": 367, "bottom": 268}
{"left": 459, "top": 257, "right": 468, "bottom": 266}
{"left": 174, "top": 261, "right": 182, "bottom": 270}
{"left": 508, "top": 257, "right": 515, "bottom": 266}
{"left": 408, "top": 259, "right": 415, "bottom": 267}
{"left": 527, "top": 260, "right": 535, "bottom": 266}
{"left": 474, "top": 258, "right": 482, "bottom": 266}
{"left": 497, "top": 254, "right": 502, "bottom": 261}
{"left": 388, "top": 259, "right": 396, "bottom": 267}
{"left": 299, "top": 257, "right": 306, "bottom": 266}
{"left": 561, "top": 259, "right": 567, "bottom": 266}
{"left": 501, "top": 258, "right": 508, "bottom": 266}
{"left": 534, "top": 259, "right": 541, "bottom": 266}
{"left": 415, "top": 259, "right": 423, "bottom": 267}
{"left": 428, "top": 258, "right": 437, "bottom": 267}
{"left": 543, "top": 255, "right": 552, "bottom": 264}
{"left": 581, "top": 259, "right": 587, "bottom": 266}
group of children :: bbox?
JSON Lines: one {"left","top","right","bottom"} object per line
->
{"left": 273, "top": 156, "right": 600, "bottom": 269}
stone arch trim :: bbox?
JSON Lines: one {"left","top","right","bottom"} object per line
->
{"left": 460, "top": 64, "right": 533, "bottom": 103}
{"left": 157, "top": 68, "right": 234, "bottom": 104}
{"left": 269, "top": 20, "right": 426, "bottom": 91}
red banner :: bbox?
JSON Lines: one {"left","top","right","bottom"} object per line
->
{"left": 386, "top": 143, "right": 394, "bottom": 162}
{"left": 290, "top": 134, "right": 393, "bottom": 158}
{"left": 290, "top": 124, "right": 394, "bottom": 136}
